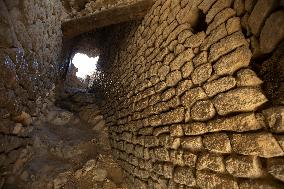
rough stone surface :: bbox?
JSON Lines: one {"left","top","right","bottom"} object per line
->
{"left": 203, "top": 76, "right": 236, "bottom": 97}
{"left": 213, "top": 88, "right": 267, "bottom": 115}
{"left": 225, "top": 155, "right": 264, "bottom": 178}
{"left": 191, "top": 100, "right": 216, "bottom": 121}
{"left": 231, "top": 132, "right": 284, "bottom": 157}
{"left": 248, "top": 0, "right": 278, "bottom": 36}
{"left": 259, "top": 10, "right": 284, "bottom": 54}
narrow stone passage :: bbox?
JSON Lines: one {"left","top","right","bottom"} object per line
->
{"left": 13, "top": 89, "right": 128, "bottom": 189}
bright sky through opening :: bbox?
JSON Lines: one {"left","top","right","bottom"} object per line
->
{"left": 72, "top": 53, "right": 99, "bottom": 79}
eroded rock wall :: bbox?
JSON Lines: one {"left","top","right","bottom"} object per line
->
{"left": 0, "top": 0, "right": 62, "bottom": 184}
{"left": 94, "top": 0, "right": 284, "bottom": 188}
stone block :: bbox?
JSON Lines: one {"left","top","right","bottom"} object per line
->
{"left": 196, "top": 153, "right": 226, "bottom": 173}
{"left": 173, "top": 166, "right": 196, "bottom": 186}
{"left": 183, "top": 151, "right": 197, "bottom": 167}
{"left": 178, "top": 30, "right": 193, "bottom": 44}
{"left": 181, "top": 61, "right": 194, "bottom": 79}
{"left": 196, "top": 170, "right": 238, "bottom": 189}
{"left": 191, "top": 100, "right": 216, "bottom": 121}
{"left": 263, "top": 106, "right": 284, "bottom": 133}
{"left": 236, "top": 69, "right": 263, "bottom": 87}
{"left": 191, "top": 63, "right": 212, "bottom": 85}
{"left": 203, "top": 132, "right": 232, "bottom": 153}
{"left": 176, "top": 79, "right": 193, "bottom": 96}
{"left": 260, "top": 10, "right": 284, "bottom": 54}
{"left": 213, "top": 87, "right": 267, "bottom": 116}
{"left": 226, "top": 17, "right": 241, "bottom": 35}
{"left": 193, "top": 51, "right": 208, "bottom": 67}
{"left": 213, "top": 45, "right": 252, "bottom": 76}
{"left": 225, "top": 155, "right": 264, "bottom": 178}
{"left": 208, "top": 31, "right": 248, "bottom": 63}
{"left": 184, "top": 32, "right": 206, "bottom": 48}
{"left": 169, "top": 124, "right": 184, "bottom": 137}
{"left": 267, "top": 157, "right": 284, "bottom": 182}
{"left": 201, "top": 23, "right": 228, "bottom": 51}
{"left": 181, "top": 136, "right": 203, "bottom": 151}
{"left": 205, "top": 0, "right": 233, "bottom": 23}
{"left": 161, "top": 107, "right": 184, "bottom": 125}
{"left": 198, "top": 0, "right": 218, "bottom": 13}
{"left": 248, "top": 0, "right": 278, "bottom": 36}
{"left": 206, "top": 8, "right": 236, "bottom": 34}
{"left": 207, "top": 112, "right": 264, "bottom": 132}
{"left": 231, "top": 132, "right": 284, "bottom": 158}
{"left": 203, "top": 76, "right": 236, "bottom": 97}
{"left": 234, "top": 0, "right": 245, "bottom": 16}
{"left": 165, "top": 70, "right": 182, "bottom": 87}
{"left": 183, "top": 122, "right": 209, "bottom": 136}
{"left": 181, "top": 87, "right": 207, "bottom": 108}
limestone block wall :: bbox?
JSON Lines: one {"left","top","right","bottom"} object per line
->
{"left": 94, "top": 0, "right": 284, "bottom": 188}
{"left": 0, "top": 0, "right": 62, "bottom": 183}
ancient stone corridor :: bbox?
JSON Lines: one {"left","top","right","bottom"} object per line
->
{"left": 1, "top": 0, "right": 284, "bottom": 189}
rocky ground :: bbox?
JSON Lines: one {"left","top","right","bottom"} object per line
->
{"left": 8, "top": 89, "right": 128, "bottom": 189}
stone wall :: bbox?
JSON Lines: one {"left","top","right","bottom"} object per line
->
{"left": 94, "top": 0, "right": 284, "bottom": 188}
{"left": 0, "top": 0, "right": 62, "bottom": 184}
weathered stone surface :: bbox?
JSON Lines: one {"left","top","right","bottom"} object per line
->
{"left": 158, "top": 65, "right": 170, "bottom": 81}
{"left": 226, "top": 17, "right": 241, "bottom": 35}
{"left": 176, "top": 2, "right": 199, "bottom": 25}
{"left": 207, "top": 113, "right": 264, "bottom": 132}
{"left": 191, "top": 100, "right": 216, "bottom": 121}
{"left": 262, "top": 107, "right": 284, "bottom": 133}
{"left": 197, "top": 153, "right": 226, "bottom": 173}
{"left": 183, "top": 122, "right": 209, "bottom": 136}
{"left": 178, "top": 30, "right": 193, "bottom": 44}
{"left": 183, "top": 151, "right": 197, "bottom": 167}
{"left": 165, "top": 70, "right": 182, "bottom": 87}
{"left": 260, "top": 10, "right": 284, "bottom": 54}
{"left": 231, "top": 132, "right": 284, "bottom": 157}
{"left": 213, "top": 46, "right": 252, "bottom": 76}
{"left": 203, "top": 76, "right": 236, "bottom": 97}
{"left": 196, "top": 170, "right": 239, "bottom": 189}
{"left": 203, "top": 132, "right": 232, "bottom": 153}
{"left": 181, "top": 87, "right": 208, "bottom": 108}
{"left": 161, "top": 88, "right": 176, "bottom": 101}
{"left": 173, "top": 166, "right": 196, "bottom": 186}
{"left": 174, "top": 44, "right": 185, "bottom": 55}
{"left": 161, "top": 107, "right": 184, "bottom": 125}
{"left": 213, "top": 88, "right": 267, "bottom": 116}
{"left": 267, "top": 157, "right": 284, "bottom": 182}
{"left": 176, "top": 79, "right": 193, "bottom": 96}
{"left": 236, "top": 69, "right": 263, "bottom": 87}
{"left": 181, "top": 61, "right": 194, "bottom": 78}
{"left": 164, "top": 24, "right": 190, "bottom": 47}
{"left": 184, "top": 32, "right": 206, "bottom": 48}
{"left": 225, "top": 155, "right": 264, "bottom": 178}
{"left": 206, "top": 8, "right": 236, "bottom": 34}
{"left": 201, "top": 23, "right": 228, "bottom": 51}
{"left": 206, "top": 0, "right": 233, "bottom": 23}
{"left": 198, "top": 0, "right": 218, "bottom": 13}
{"left": 191, "top": 63, "right": 212, "bottom": 85}
{"left": 192, "top": 51, "right": 208, "bottom": 67}
{"left": 234, "top": 0, "right": 245, "bottom": 16}
{"left": 238, "top": 179, "right": 283, "bottom": 189}
{"left": 208, "top": 31, "right": 248, "bottom": 63}
{"left": 170, "top": 124, "right": 184, "bottom": 137}
{"left": 248, "top": 0, "right": 278, "bottom": 36}
{"left": 181, "top": 136, "right": 203, "bottom": 151}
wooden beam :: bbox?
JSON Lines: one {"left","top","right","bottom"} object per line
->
{"left": 62, "top": 0, "right": 154, "bottom": 39}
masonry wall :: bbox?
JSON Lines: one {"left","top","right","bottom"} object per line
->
{"left": 95, "top": 0, "right": 284, "bottom": 188}
{"left": 0, "top": 0, "right": 62, "bottom": 183}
